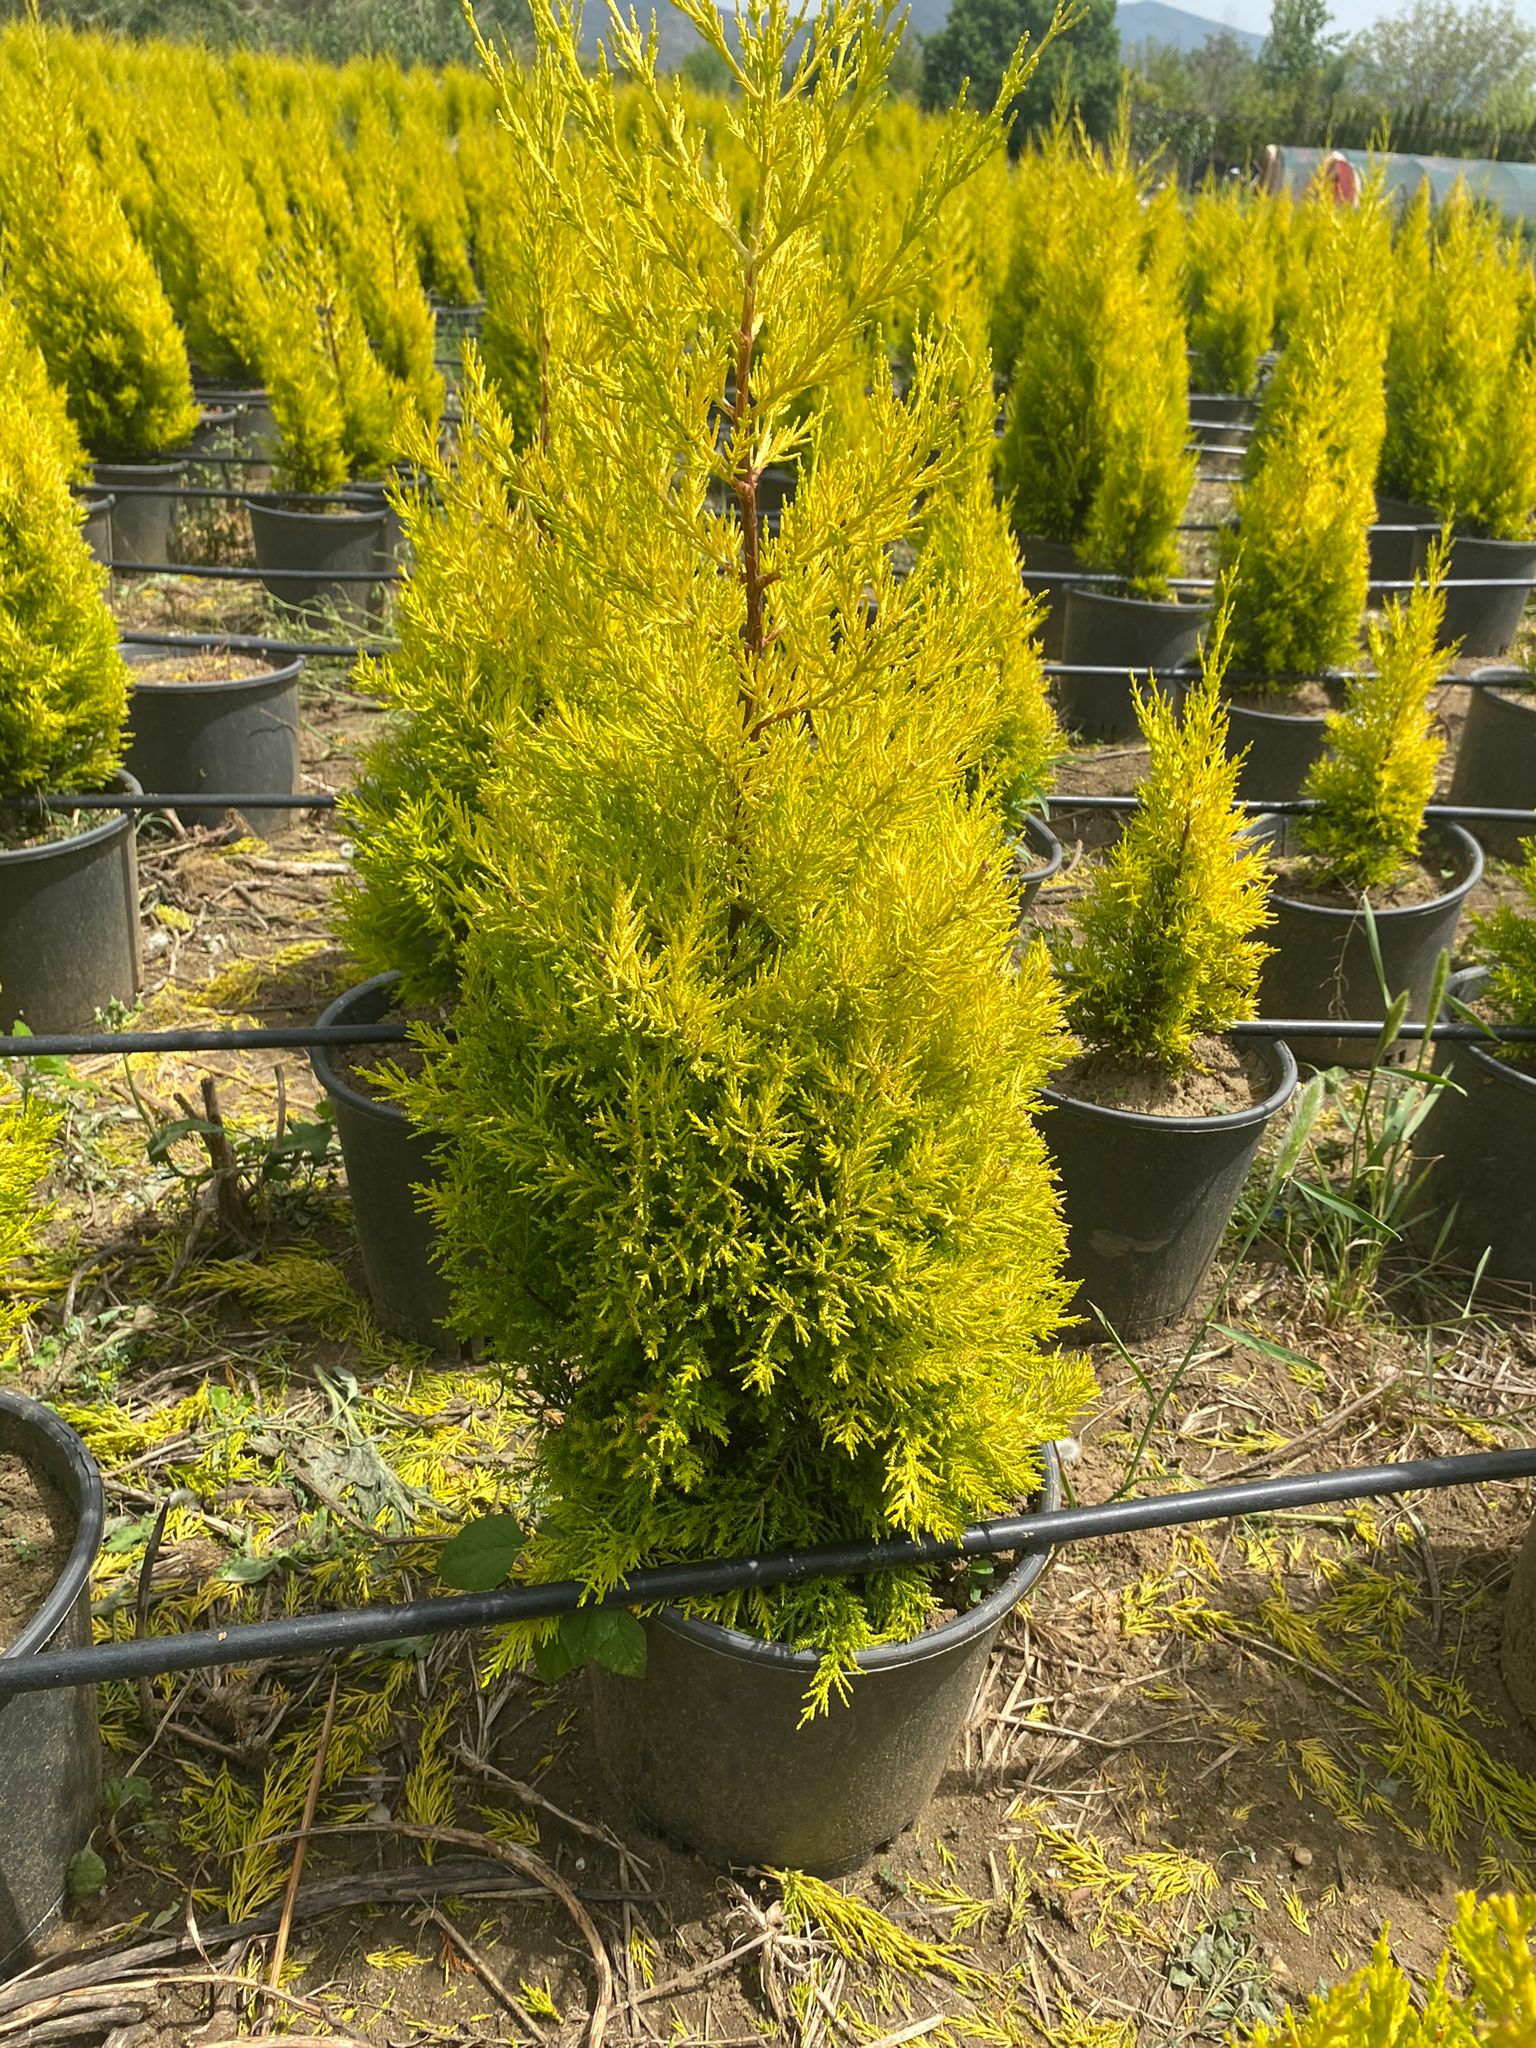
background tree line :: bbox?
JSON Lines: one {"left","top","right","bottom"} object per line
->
{"left": 16, "top": 0, "right": 1536, "bottom": 177}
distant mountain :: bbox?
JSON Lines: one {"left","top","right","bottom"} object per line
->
{"left": 580, "top": 0, "right": 1263, "bottom": 73}
{"left": 1117, "top": 2, "right": 1264, "bottom": 54}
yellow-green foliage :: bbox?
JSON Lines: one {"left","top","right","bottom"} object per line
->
{"left": 1186, "top": 180, "right": 1278, "bottom": 398}
{"left": 0, "top": 1093, "right": 54, "bottom": 1365}
{"left": 1383, "top": 185, "right": 1536, "bottom": 541}
{"left": 339, "top": 357, "right": 551, "bottom": 1004}
{"left": 1472, "top": 839, "right": 1536, "bottom": 1055}
{"left": 260, "top": 231, "right": 402, "bottom": 493}
{"left": 999, "top": 130, "right": 1192, "bottom": 596}
{"left": 1054, "top": 617, "right": 1273, "bottom": 1071}
{"left": 1299, "top": 550, "right": 1447, "bottom": 893}
{"left": 1221, "top": 192, "right": 1389, "bottom": 682}
{"left": 0, "top": 297, "right": 85, "bottom": 483}
{"left": 1238, "top": 1890, "right": 1536, "bottom": 2047}
{"left": 402, "top": 0, "right": 1091, "bottom": 1702}
{"left": 0, "top": 391, "right": 129, "bottom": 798}
{"left": 0, "top": 25, "right": 196, "bottom": 460}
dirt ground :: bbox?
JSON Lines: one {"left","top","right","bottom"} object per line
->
{"left": 2, "top": 479, "right": 1535, "bottom": 2048}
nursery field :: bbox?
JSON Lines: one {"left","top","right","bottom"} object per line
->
{"left": 5, "top": 3, "right": 1536, "bottom": 2045}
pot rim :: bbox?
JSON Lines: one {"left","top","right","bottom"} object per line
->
{"left": 0, "top": 771, "right": 141, "bottom": 867}
{"left": 245, "top": 493, "right": 390, "bottom": 528}
{"left": 0, "top": 1391, "right": 106, "bottom": 1661}
{"left": 1016, "top": 814, "right": 1063, "bottom": 890}
{"left": 1448, "top": 531, "right": 1536, "bottom": 563}
{"left": 119, "top": 644, "right": 305, "bottom": 695}
{"left": 1445, "top": 967, "right": 1536, "bottom": 1095}
{"left": 1468, "top": 665, "right": 1536, "bottom": 709}
{"left": 1063, "top": 588, "right": 1212, "bottom": 621}
{"left": 652, "top": 1441, "right": 1064, "bottom": 1675}
{"left": 1041, "top": 1032, "right": 1298, "bottom": 1137}
{"left": 90, "top": 458, "right": 187, "bottom": 481}
{"left": 1255, "top": 818, "right": 1485, "bottom": 922}
{"left": 1224, "top": 673, "right": 1350, "bottom": 725}
{"left": 311, "top": 970, "right": 408, "bottom": 1123}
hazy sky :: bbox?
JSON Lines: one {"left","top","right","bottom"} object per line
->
{"left": 1181, "top": 0, "right": 1536, "bottom": 35}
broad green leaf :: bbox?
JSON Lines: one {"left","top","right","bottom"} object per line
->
{"left": 437, "top": 1513, "right": 523, "bottom": 1592}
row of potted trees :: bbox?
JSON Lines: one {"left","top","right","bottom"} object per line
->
{"left": 303, "top": 1, "right": 1536, "bottom": 1879}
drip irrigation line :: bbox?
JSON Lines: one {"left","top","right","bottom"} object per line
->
{"left": 1040, "top": 661, "right": 1529, "bottom": 689}
{"left": 0, "top": 1024, "right": 408, "bottom": 1058}
{"left": 0, "top": 791, "right": 338, "bottom": 812}
{"left": 1048, "top": 793, "right": 1536, "bottom": 825}
{"left": 105, "top": 559, "right": 403, "bottom": 583}
{"left": 3, "top": 1018, "right": 1534, "bottom": 1062}
{"left": 3, "top": 1447, "right": 1533, "bottom": 1699}
{"left": 105, "top": 629, "right": 395, "bottom": 660}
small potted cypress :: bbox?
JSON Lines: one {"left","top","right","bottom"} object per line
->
{"left": 1381, "top": 184, "right": 1536, "bottom": 658}
{"left": 0, "top": 1099, "right": 105, "bottom": 1974}
{"left": 1414, "top": 841, "right": 1536, "bottom": 1289}
{"left": 1001, "top": 167, "right": 1201, "bottom": 738}
{"left": 1254, "top": 551, "right": 1483, "bottom": 1068}
{"left": 247, "top": 238, "right": 405, "bottom": 628}
{"left": 1218, "top": 191, "right": 1388, "bottom": 798}
{"left": 0, "top": 27, "right": 197, "bottom": 566}
{"left": 411, "top": 0, "right": 1092, "bottom": 1875}
{"left": 1043, "top": 619, "right": 1296, "bottom": 1338}
{"left": 1186, "top": 177, "right": 1279, "bottom": 439}
{"left": 0, "top": 394, "right": 140, "bottom": 1035}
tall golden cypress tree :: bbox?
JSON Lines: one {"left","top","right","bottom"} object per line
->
{"left": 400, "top": 0, "right": 1090, "bottom": 1705}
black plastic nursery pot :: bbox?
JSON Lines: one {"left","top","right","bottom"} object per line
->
{"left": 1039, "top": 1039, "right": 1299, "bottom": 1341}
{"left": 1016, "top": 814, "right": 1063, "bottom": 918}
{"left": 1252, "top": 818, "right": 1483, "bottom": 1070}
{"left": 1446, "top": 673, "right": 1536, "bottom": 863}
{"left": 1441, "top": 534, "right": 1536, "bottom": 659}
{"left": 1188, "top": 393, "right": 1257, "bottom": 449}
{"left": 0, "top": 774, "right": 143, "bottom": 1035}
{"left": 1017, "top": 537, "right": 1081, "bottom": 664}
{"left": 247, "top": 495, "right": 393, "bottom": 629}
{"left": 310, "top": 973, "right": 452, "bottom": 1351}
{"left": 1414, "top": 968, "right": 1536, "bottom": 1290}
{"left": 0, "top": 1391, "right": 105, "bottom": 1977}
{"left": 90, "top": 459, "right": 185, "bottom": 567}
{"left": 1368, "top": 495, "right": 1435, "bottom": 606}
{"left": 589, "top": 1443, "right": 1062, "bottom": 1874}
{"left": 1224, "top": 680, "right": 1343, "bottom": 802}
{"left": 1056, "top": 590, "right": 1209, "bottom": 743}
{"left": 121, "top": 644, "right": 304, "bottom": 839}
{"left": 78, "top": 494, "right": 113, "bottom": 569}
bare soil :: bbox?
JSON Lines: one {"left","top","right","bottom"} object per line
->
{"left": 0, "top": 1449, "right": 73, "bottom": 1647}
{"left": 1269, "top": 850, "right": 1457, "bottom": 910}
{"left": 1052, "top": 1034, "right": 1270, "bottom": 1117}
{"left": 1229, "top": 678, "right": 1341, "bottom": 717}
{"left": 128, "top": 651, "right": 276, "bottom": 683}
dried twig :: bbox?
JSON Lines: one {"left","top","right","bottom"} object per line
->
{"left": 267, "top": 1673, "right": 339, "bottom": 1992}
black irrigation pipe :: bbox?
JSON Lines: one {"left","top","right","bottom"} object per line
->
{"left": 105, "top": 560, "right": 404, "bottom": 583}
{"left": 1040, "top": 661, "right": 1530, "bottom": 689}
{"left": 4, "top": 1448, "right": 1533, "bottom": 1699}
{"left": 1048, "top": 792, "right": 1536, "bottom": 826}
{"left": 5, "top": 1018, "right": 1536, "bottom": 1062}
{"left": 0, "top": 1024, "right": 409, "bottom": 1057}
{"left": 0, "top": 791, "right": 338, "bottom": 812}
{"left": 107, "top": 629, "right": 395, "bottom": 660}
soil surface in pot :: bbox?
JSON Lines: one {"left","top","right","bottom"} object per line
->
{"left": 1051, "top": 1034, "right": 1268, "bottom": 1115}
{"left": 1456, "top": 993, "right": 1536, "bottom": 1072}
{"left": 1269, "top": 849, "right": 1455, "bottom": 910}
{"left": 0, "top": 801, "right": 112, "bottom": 852}
{"left": 130, "top": 651, "right": 275, "bottom": 684}
{"left": 0, "top": 1449, "right": 74, "bottom": 1647}
{"left": 1229, "top": 678, "right": 1342, "bottom": 717}
{"left": 333, "top": 1013, "right": 438, "bottom": 1099}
